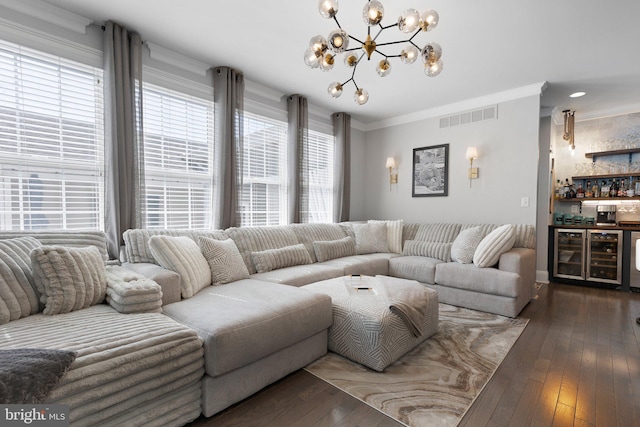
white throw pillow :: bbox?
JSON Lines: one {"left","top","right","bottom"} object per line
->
{"left": 251, "top": 244, "right": 313, "bottom": 274}
{"left": 198, "top": 237, "right": 250, "bottom": 285}
{"left": 149, "top": 235, "right": 211, "bottom": 298}
{"left": 353, "top": 223, "right": 389, "bottom": 254}
{"left": 0, "top": 237, "right": 42, "bottom": 324}
{"left": 451, "top": 226, "right": 484, "bottom": 264}
{"left": 368, "top": 219, "right": 404, "bottom": 254}
{"left": 473, "top": 225, "right": 516, "bottom": 268}
{"left": 31, "top": 245, "right": 107, "bottom": 315}
{"left": 313, "top": 236, "right": 357, "bottom": 262}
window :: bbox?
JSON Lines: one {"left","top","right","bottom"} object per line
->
{"left": 240, "top": 111, "right": 288, "bottom": 227}
{"left": 306, "top": 129, "right": 334, "bottom": 223}
{"left": 0, "top": 40, "right": 104, "bottom": 230}
{"left": 141, "top": 82, "right": 214, "bottom": 229}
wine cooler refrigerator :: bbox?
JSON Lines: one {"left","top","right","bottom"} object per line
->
{"left": 554, "top": 229, "right": 623, "bottom": 285}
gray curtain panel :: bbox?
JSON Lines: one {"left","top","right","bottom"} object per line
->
{"left": 287, "top": 94, "right": 309, "bottom": 224}
{"left": 332, "top": 112, "right": 351, "bottom": 222}
{"left": 213, "top": 67, "right": 244, "bottom": 229}
{"left": 103, "top": 21, "right": 144, "bottom": 259}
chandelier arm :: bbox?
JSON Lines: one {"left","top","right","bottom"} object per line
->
{"left": 372, "top": 27, "right": 385, "bottom": 42}
{"left": 376, "top": 39, "right": 413, "bottom": 48}
{"left": 409, "top": 40, "right": 421, "bottom": 49}
{"left": 380, "top": 23, "right": 398, "bottom": 30}
{"left": 408, "top": 29, "right": 422, "bottom": 42}
{"left": 333, "top": 16, "right": 342, "bottom": 29}
{"left": 349, "top": 35, "right": 365, "bottom": 45}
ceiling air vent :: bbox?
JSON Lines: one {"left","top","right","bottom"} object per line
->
{"left": 439, "top": 105, "right": 498, "bottom": 128}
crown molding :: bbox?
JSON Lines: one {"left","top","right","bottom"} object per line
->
{"left": 147, "top": 42, "right": 210, "bottom": 76}
{"left": 363, "top": 81, "right": 548, "bottom": 131}
{"left": 0, "top": 0, "right": 92, "bottom": 34}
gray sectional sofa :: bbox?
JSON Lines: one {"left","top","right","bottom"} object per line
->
{"left": 0, "top": 220, "right": 536, "bottom": 425}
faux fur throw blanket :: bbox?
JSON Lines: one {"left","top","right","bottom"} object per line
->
{"left": 0, "top": 349, "right": 76, "bottom": 404}
{"left": 379, "top": 276, "right": 433, "bottom": 338}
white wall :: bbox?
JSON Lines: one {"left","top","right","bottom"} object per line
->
{"left": 360, "top": 95, "right": 541, "bottom": 225}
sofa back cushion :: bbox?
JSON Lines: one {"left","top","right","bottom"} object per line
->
{"left": 123, "top": 229, "right": 226, "bottom": 264}
{"left": 31, "top": 245, "right": 107, "bottom": 315}
{"left": 0, "top": 237, "right": 42, "bottom": 324}
{"left": 226, "top": 226, "right": 300, "bottom": 274}
{"left": 450, "top": 226, "right": 484, "bottom": 264}
{"left": 290, "top": 223, "right": 347, "bottom": 262}
{"left": 414, "top": 223, "right": 462, "bottom": 243}
{"left": 0, "top": 231, "right": 109, "bottom": 261}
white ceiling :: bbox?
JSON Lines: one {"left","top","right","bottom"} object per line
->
{"left": 41, "top": 0, "right": 640, "bottom": 125}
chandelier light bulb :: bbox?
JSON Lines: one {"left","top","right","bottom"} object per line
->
{"left": 328, "top": 29, "right": 349, "bottom": 53}
{"left": 328, "top": 82, "right": 343, "bottom": 98}
{"left": 354, "top": 88, "right": 369, "bottom": 105}
{"left": 419, "top": 9, "right": 439, "bottom": 31}
{"left": 400, "top": 45, "right": 419, "bottom": 64}
{"left": 421, "top": 42, "right": 442, "bottom": 64}
{"left": 424, "top": 59, "right": 443, "bottom": 77}
{"left": 344, "top": 53, "right": 358, "bottom": 67}
{"left": 318, "top": 0, "right": 339, "bottom": 19}
{"left": 320, "top": 53, "right": 335, "bottom": 71}
{"left": 362, "top": 0, "right": 384, "bottom": 26}
{"left": 303, "top": 48, "right": 322, "bottom": 68}
{"left": 398, "top": 9, "right": 420, "bottom": 33}
{"left": 376, "top": 59, "right": 391, "bottom": 77}
{"left": 309, "top": 35, "right": 328, "bottom": 53}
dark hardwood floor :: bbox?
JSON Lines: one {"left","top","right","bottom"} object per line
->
{"left": 189, "top": 282, "right": 640, "bottom": 427}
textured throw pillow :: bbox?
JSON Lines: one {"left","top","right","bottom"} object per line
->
{"left": 0, "top": 237, "right": 42, "bottom": 324}
{"left": 353, "top": 223, "right": 389, "bottom": 254}
{"left": 199, "top": 237, "right": 250, "bottom": 285}
{"left": 451, "top": 226, "right": 485, "bottom": 264}
{"left": 148, "top": 235, "right": 212, "bottom": 298}
{"left": 251, "top": 244, "right": 313, "bottom": 274}
{"left": 30, "top": 246, "right": 107, "bottom": 315}
{"left": 313, "top": 236, "right": 357, "bottom": 262}
{"left": 368, "top": 219, "right": 404, "bottom": 254}
{"left": 473, "top": 224, "right": 516, "bottom": 268}
{"left": 402, "top": 240, "right": 453, "bottom": 262}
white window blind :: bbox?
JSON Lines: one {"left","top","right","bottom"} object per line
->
{"left": 240, "top": 111, "right": 288, "bottom": 227}
{"left": 306, "top": 129, "right": 334, "bottom": 223}
{"left": 0, "top": 40, "right": 104, "bottom": 231}
{"left": 141, "top": 82, "right": 214, "bottom": 229}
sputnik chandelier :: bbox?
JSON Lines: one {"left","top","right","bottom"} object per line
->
{"left": 304, "top": 0, "right": 443, "bottom": 105}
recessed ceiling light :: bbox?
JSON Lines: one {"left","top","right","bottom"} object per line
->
{"left": 569, "top": 91, "right": 586, "bottom": 98}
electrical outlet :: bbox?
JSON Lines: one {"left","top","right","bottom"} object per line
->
{"left": 571, "top": 204, "right": 579, "bottom": 214}
{"left": 520, "top": 197, "right": 529, "bottom": 208}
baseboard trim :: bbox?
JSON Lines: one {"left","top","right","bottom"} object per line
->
{"left": 536, "top": 270, "right": 549, "bottom": 284}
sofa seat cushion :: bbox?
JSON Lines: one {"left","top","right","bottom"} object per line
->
{"left": 0, "top": 304, "right": 204, "bottom": 424}
{"left": 250, "top": 264, "right": 344, "bottom": 287}
{"left": 388, "top": 256, "right": 443, "bottom": 285}
{"left": 434, "top": 262, "right": 520, "bottom": 298}
{"left": 163, "top": 279, "right": 332, "bottom": 377}
{"left": 319, "top": 253, "right": 399, "bottom": 276}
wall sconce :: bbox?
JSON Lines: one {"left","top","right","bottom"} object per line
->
{"left": 465, "top": 147, "right": 478, "bottom": 187}
{"left": 386, "top": 157, "right": 398, "bottom": 191}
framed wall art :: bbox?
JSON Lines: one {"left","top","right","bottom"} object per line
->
{"left": 412, "top": 144, "right": 449, "bottom": 197}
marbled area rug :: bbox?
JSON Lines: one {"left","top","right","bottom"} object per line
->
{"left": 305, "top": 303, "right": 528, "bottom": 427}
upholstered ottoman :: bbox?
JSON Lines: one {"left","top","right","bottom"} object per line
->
{"left": 303, "top": 275, "right": 438, "bottom": 371}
